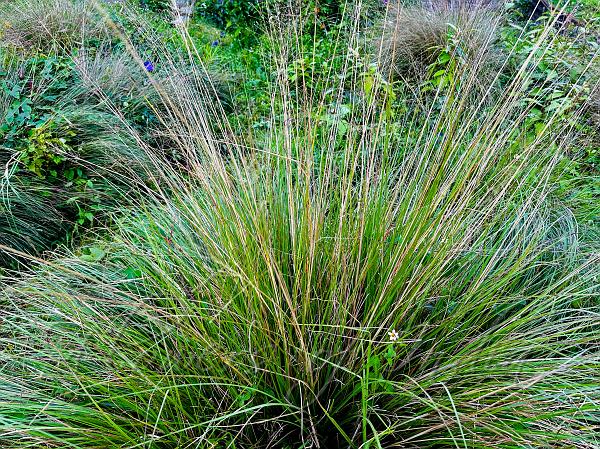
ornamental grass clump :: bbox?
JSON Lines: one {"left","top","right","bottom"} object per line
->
{"left": 0, "top": 0, "right": 109, "bottom": 54}
{"left": 0, "top": 2, "right": 599, "bottom": 448}
{"left": 0, "top": 4, "right": 226, "bottom": 265}
{"left": 0, "top": 50, "right": 149, "bottom": 266}
{"left": 0, "top": 180, "right": 68, "bottom": 267}
{"left": 378, "top": 1, "right": 503, "bottom": 87}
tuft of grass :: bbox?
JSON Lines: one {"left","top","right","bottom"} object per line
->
{"left": 378, "top": 1, "right": 503, "bottom": 85}
{"left": 0, "top": 179, "right": 68, "bottom": 267}
{"left": 0, "top": 1, "right": 598, "bottom": 448}
{"left": 0, "top": 0, "right": 110, "bottom": 54}
{"left": 0, "top": 4, "right": 226, "bottom": 265}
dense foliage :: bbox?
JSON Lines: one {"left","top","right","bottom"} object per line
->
{"left": 0, "top": 0, "right": 598, "bottom": 447}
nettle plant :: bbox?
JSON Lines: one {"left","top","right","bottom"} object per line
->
{"left": 420, "top": 24, "right": 464, "bottom": 95}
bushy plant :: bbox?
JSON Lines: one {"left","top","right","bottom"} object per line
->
{"left": 0, "top": 4, "right": 598, "bottom": 448}
{"left": 0, "top": 0, "right": 229, "bottom": 265}
{"left": 0, "top": 0, "right": 109, "bottom": 54}
{"left": 0, "top": 51, "right": 143, "bottom": 264}
{"left": 195, "top": 0, "right": 359, "bottom": 32}
{"left": 378, "top": 2, "right": 503, "bottom": 88}
{"left": 499, "top": 3, "right": 600, "bottom": 246}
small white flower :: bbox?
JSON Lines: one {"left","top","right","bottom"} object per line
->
{"left": 388, "top": 329, "right": 399, "bottom": 342}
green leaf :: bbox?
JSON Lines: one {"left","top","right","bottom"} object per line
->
{"left": 124, "top": 267, "right": 142, "bottom": 279}
{"left": 438, "top": 52, "right": 451, "bottom": 64}
{"left": 385, "top": 346, "right": 397, "bottom": 366}
{"left": 80, "top": 247, "right": 105, "bottom": 262}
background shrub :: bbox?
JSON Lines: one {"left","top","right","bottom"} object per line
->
{"left": 378, "top": 3, "right": 502, "bottom": 87}
{"left": 0, "top": 51, "right": 145, "bottom": 266}
{"left": 0, "top": 5, "right": 229, "bottom": 266}
{"left": 0, "top": 0, "right": 109, "bottom": 54}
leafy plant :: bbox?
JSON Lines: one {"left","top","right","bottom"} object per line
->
{"left": 0, "top": 51, "right": 144, "bottom": 264}
{"left": 195, "top": 0, "right": 349, "bottom": 31}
